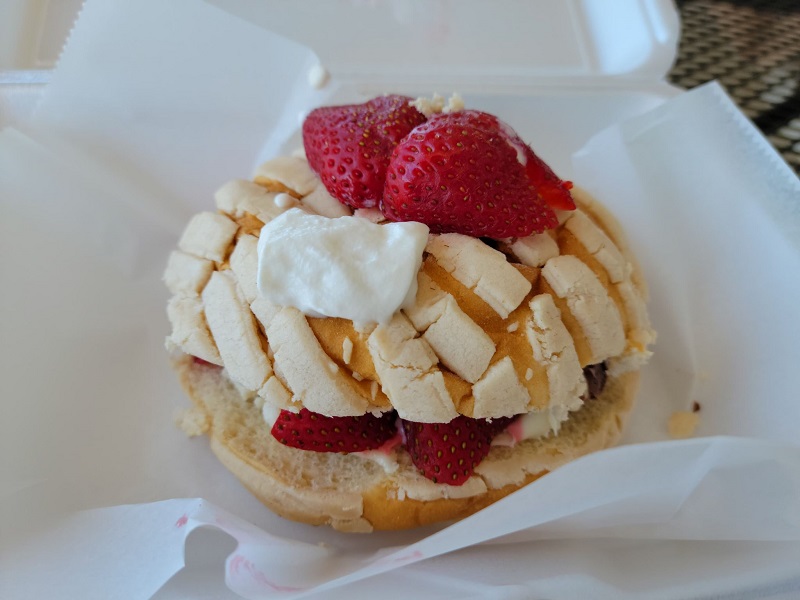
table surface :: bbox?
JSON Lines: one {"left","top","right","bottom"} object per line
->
{"left": 669, "top": 0, "right": 800, "bottom": 174}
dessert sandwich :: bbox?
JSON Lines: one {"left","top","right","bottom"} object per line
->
{"left": 165, "top": 94, "right": 655, "bottom": 532}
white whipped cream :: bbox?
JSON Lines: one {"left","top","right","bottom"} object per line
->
{"left": 491, "top": 403, "right": 577, "bottom": 447}
{"left": 257, "top": 209, "right": 429, "bottom": 324}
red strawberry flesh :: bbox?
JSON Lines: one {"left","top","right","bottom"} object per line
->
{"left": 302, "top": 95, "right": 426, "bottom": 209}
{"left": 192, "top": 356, "right": 220, "bottom": 368}
{"left": 382, "top": 110, "right": 569, "bottom": 237}
{"left": 271, "top": 408, "right": 397, "bottom": 453}
{"left": 401, "top": 415, "right": 514, "bottom": 485}
{"left": 524, "top": 148, "right": 575, "bottom": 211}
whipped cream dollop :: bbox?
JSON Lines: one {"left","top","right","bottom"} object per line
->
{"left": 257, "top": 209, "right": 429, "bottom": 324}
{"left": 491, "top": 410, "right": 558, "bottom": 447}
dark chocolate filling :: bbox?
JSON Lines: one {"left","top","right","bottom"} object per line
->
{"left": 582, "top": 362, "right": 608, "bottom": 400}
{"left": 479, "top": 237, "right": 502, "bottom": 250}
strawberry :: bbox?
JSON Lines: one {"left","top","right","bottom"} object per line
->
{"left": 522, "top": 149, "right": 576, "bottom": 211}
{"left": 493, "top": 119, "right": 575, "bottom": 211}
{"left": 400, "top": 415, "right": 513, "bottom": 485}
{"left": 271, "top": 408, "right": 397, "bottom": 453}
{"left": 382, "top": 110, "right": 573, "bottom": 237}
{"left": 302, "top": 95, "right": 426, "bottom": 209}
{"left": 192, "top": 356, "right": 220, "bottom": 368}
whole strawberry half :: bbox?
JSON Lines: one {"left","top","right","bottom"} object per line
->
{"left": 302, "top": 95, "right": 426, "bottom": 209}
{"left": 271, "top": 408, "right": 397, "bottom": 453}
{"left": 400, "top": 415, "right": 513, "bottom": 485}
{"left": 382, "top": 110, "right": 573, "bottom": 237}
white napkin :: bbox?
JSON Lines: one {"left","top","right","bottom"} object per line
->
{"left": 1, "top": 0, "right": 799, "bottom": 597}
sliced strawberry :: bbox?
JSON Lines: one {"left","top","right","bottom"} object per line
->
{"left": 524, "top": 149, "right": 575, "bottom": 211}
{"left": 302, "top": 95, "right": 426, "bottom": 209}
{"left": 400, "top": 416, "right": 513, "bottom": 485}
{"left": 382, "top": 110, "right": 571, "bottom": 237}
{"left": 476, "top": 113, "right": 575, "bottom": 211}
{"left": 271, "top": 408, "right": 397, "bottom": 453}
{"left": 192, "top": 356, "right": 220, "bottom": 368}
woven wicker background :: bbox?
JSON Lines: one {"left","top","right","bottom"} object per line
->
{"left": 669, "top": 0, "right": 800, "bottom": 174}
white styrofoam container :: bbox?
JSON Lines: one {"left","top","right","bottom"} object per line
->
{"left": 1, "top": 0, "right": 682, "bottom": 133}
{"left": 0, "top": 0, "right": 680, "bottom": 80}
{"left": 209, "top": 0, "right": 680, "bottom": 87}
{"left": 5, "top": 2, "right": 800, "bottom": 599}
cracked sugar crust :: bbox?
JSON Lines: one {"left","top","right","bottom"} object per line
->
{"left": 267, "top": 307, "right": 369, "bottom": 417}
{"left": 541, "top": 255, "right": 626, "bottom": 366}
{"left": 527, "top": 294, "right": 587, "bottom": 414}
{"left": 203, "top": 271, "right": 272, "bottom": 391}
{"left": 178, "top": 212, "right": 238, "bottom": 263}
{"left": 165, "top": 158, "right": 653, "bottom": 422}
{"left": 405, "top": 273, "right": 496, "bottom": 384}
{"left": 426, "top": 234, "right": 532, "bottom": 319}
{"left": 164, "top": 251, "right": 213, "bottom": 296}
{"left": 367, "top": 313, "right": 457, "bottom": 423}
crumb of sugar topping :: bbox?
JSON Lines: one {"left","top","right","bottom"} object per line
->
{"left": 274, "top": 193, "right": 297, "bottom": 209}
{"left": 175, "top": 407, "right": 210, "bottom": 437}
{"left": 354, "top": 208, "right": 387, "bottom": 223}
{"left": 668, "top": 411, "right": 700, "bottom": 439}
{"left": 444, "top": 93, "right": 465, "bottom": 113}
{"left": 411, "top": 93, "right": 464, "bottom": 118}
{"left": 342, "top": 337, "right": 354, "bottom": 364}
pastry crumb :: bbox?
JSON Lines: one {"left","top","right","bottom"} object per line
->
{"left": 668, "top": 410, "right": 700, "bottom": 439}
{"left": 175, "top": 407, "right": 210, "bottom": 437}
{"left": 411, "top": 93, "right": 464, "bottom": 118}
{"left": 443, "top": 92, "right": 464, "bottom": 113}
{"left": 342, "top": 336, "right": 354, "bottom": 365}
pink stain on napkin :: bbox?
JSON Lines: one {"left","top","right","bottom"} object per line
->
{"left": 374, "top": 548, "right": 425, "bottom": 567}
{"left": 229, "top": 554, "right": 306, "bottom": 593}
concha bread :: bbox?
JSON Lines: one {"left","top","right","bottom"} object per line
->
{"left": 164, "top": 157, "right": 654, "bottom": 426}
{"left": 174, "top": 353, "right": 639, "bottom": 532}
{"left": 166, "top": 155, "right": 654, "bottom": 531}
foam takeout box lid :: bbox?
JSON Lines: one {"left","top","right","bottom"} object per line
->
{"left": 208, "top": 0, "right": 680, "bottom": 89}
{"left": 0, "top": 0, "right": 681, "bottom": 133}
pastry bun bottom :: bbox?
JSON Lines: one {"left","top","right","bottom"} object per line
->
{"left": 174, "top": 354, "right": 639, "bottom": 532}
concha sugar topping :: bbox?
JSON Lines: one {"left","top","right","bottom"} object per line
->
{"left": 164, "top": 155, "right": 654, "bottom": 426}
